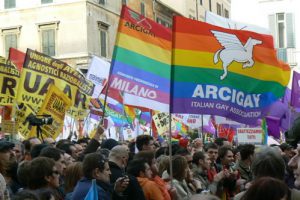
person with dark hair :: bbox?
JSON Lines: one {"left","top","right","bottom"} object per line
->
{"left": 134, "top": 150, "right": 173, "bottom": 200}
{"left": 35, "top": 188, "right": 57, "bottom": 200}
{"left": 214, "top": 138, "right": 230, "bottom": 148}
{"left": 236, "top": 144, "right": 255, "bottom": 183}
{"left": 136, "top": 135, "right": 155, "bottom": 151}
{"left": 240, "top": 177, "right": 290, "bottom": 200}
{"left": 12, "top": 190, "right": 39, "bottom": 200}
{"left": 17, "top": 161, "right": 31, "bottom": 189}
{"left": 101, "top": 138, "right": 119, "bottom": 151}
{"left": 39, "top": 147, "right": 66, "bottom": 198}
{"left": 234, "top": 147, "right": 300, "bottom": 200}
{"left": 168, "top": 155, "right": 202, "bottom": 200}
{"left": 23, "top": 137, "right": 41, "bottom": 161}
{"left": 30, "top": 144, "right": 49, "bottom": 159}
{"left": 204, "top": 143, "right": 219, "bottom": 182}
{"left": 28, "top": 157, "right": 60, "bottom": 198}
{"left": 127, "top": 159, "right": 164, "bottom": 200}
{"left": 108, "top": 145, "right": 145, "bottom": 200}
{"left": 215, "top": 146, "right": 240, "bottom": 200}
{"left": 39, "top": 147, "right": 66, "bottom": 177}
{"left": 76, "top": 138, "right": 89, "bottom": 151}
{"left": 0, "top": 140, "right": 15, "bottom": 199}
{"left": 72, "top": 152, "right": 128, "bottom": 200}
{"left": 192, "top": 151, "right": 212, "bottom": 190}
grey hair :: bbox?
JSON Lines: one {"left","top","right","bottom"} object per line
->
{"left": 251, "top": 146, "right": 285, "bottom": 180}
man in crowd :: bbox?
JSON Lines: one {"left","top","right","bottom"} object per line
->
{"left": 136, "top": 135, "right": 156, "bottom": 152}
{"left": 236, "top": 144, "right": 255, "bottom": 184}
{"left": 109, "top": 145, "right": 145, "bottom": 200}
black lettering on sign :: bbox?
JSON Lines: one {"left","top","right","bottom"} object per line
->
{"left": 1, "top": 77, "right": 16, "bottom": 96}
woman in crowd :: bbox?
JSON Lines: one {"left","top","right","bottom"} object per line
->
{"left": 168, "top": 155, "right": 202, "bottom": 200}
{"left": 64, "top": 162, "right": 83, "bottom": 200}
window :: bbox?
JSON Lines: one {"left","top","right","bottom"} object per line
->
{"left": 38, "top": 22, "right": 59, "bottom": 57}
{"left": 99, "top": 0, "right": 105, "bottom": 5}
{"left": 41, "top": 29, "right": 55, "bottom": 56}
{"left": 141, "top": 2, "right": 145, "bottom": 16}
{"left": 5, "top": 0, "right": 16, "bottom": 9}
{"left": 224, "top": 9, "right": 229, "bottom": 18}
{"left": 200, "top": 0, "right": 203, "bottom": 5}
{"left": 98, "top": 22, "right": 109, "bottom": 58}
{"left": 41, "top": 0, "right": 53, "bottom": 4}
{"left": 209, "top": 0, "right": 212, "bottom": 11}
{"left": 277, "top": 13, "right": 285, "bottom": 48}
{"left": 5, "top": 34, "right": 17, "bottom": 56}
{"left": 268, "top": 12, "right": 295, "bottom": 49}
{"left": 157, "top": 17, "right": 171, "bottom": 28}
{"left": 217, "top": 3, "right": 222, "bottom": 16}
{"left": 2, "top": 27, "right": 20, "bottom": 57}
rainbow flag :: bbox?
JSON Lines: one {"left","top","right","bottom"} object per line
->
{"left": 109, "top": 6, "right": 171, "bottom": 112}
{"left": 171, "top": 16, "right": 290, "bottom": 125}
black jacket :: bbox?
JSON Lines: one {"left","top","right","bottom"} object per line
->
{"left": 109, "top": 161, "right": 146, "bottom": 200}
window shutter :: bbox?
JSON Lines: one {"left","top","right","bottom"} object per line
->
{"left": 100, "top": 31, "right": 107, "bottom": 57}
{"left": 286, "top": 13, "right": 295, "bottom": 48}
{"left": 268, "top": 14, "right": 277, "bottom": 48}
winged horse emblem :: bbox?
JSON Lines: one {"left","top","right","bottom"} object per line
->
{"left": 211, "top": 30, "right": 262, "bottom": 80}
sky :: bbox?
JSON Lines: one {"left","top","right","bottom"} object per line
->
{"left": 231, "top": 0, "right": 268, "bottom": 29}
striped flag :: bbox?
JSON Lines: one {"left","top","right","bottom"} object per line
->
{"left": 109, "top": 6, "right": 171, "bottom": 112}
{"left": 171, "top": 16, "right": 290, "bottom": 125}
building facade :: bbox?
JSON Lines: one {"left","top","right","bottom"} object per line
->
{"left": 0, "top": 0, "right": 122, "bottom": 71}
{"left": 257, "top": 0, "right": 299, "bottom": 68}
{"left": 0, "top": 0, "right": 231, "bottom": 72}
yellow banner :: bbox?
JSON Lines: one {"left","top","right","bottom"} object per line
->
{"left": 16, "top": 49, "right": 94, "bottom": 116}
{"left": 1, "top": 120, "right": 17, "bottom": 134}
{"left": 0, "top": 57, "right": 20, "bottom": 106}
{"left": 30, "top": 85, "right": 72, "bottom": 140}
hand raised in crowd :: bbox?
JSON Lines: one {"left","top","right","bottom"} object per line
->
{"left": 213, "top": 170, "right": 226, "bottom": 182}
{"left": 114, "top": 176, "right": 129, "bottom": 194}
{"left": 94, "top": 125, "right": 105, "bottom": 141}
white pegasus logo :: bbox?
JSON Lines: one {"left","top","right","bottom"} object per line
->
{"left": 211, "top": 30, "right": 262, "bottom": 80}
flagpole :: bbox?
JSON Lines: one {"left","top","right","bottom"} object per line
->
{"left": 201, "top": 114, "right": 204, "bottom": 142}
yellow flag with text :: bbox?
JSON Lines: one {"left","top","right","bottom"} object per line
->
{"left": 29, "top": 84, "right": 72, "bottom": 140}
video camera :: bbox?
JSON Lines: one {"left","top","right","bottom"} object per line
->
{"left": 26, "top": 114, "right": 53, "bottom": 126}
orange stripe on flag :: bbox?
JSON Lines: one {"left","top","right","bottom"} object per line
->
{"left": 119, "top": 19, "right": 172, "bottom": 51}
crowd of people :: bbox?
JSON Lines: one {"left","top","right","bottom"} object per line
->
{"left": 0, "top": 126, "right": 300, "bottom": 200}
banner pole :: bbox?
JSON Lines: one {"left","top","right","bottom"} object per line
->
{"left": 168, "top": 113, "right": 173, "bottom": 188}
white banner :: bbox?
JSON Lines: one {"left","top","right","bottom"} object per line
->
{"left": 237, "top": 128, "right": 263, "bottom": 145}
{"left": 87, "top": 56, "right": 110, "bottom": 98}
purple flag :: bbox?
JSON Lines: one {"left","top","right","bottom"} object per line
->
{"left": 266, "top": 116, "right": 281, "bottom": 139}
{"left": 291, "top": 71, "right": 300, "bottom": 107}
